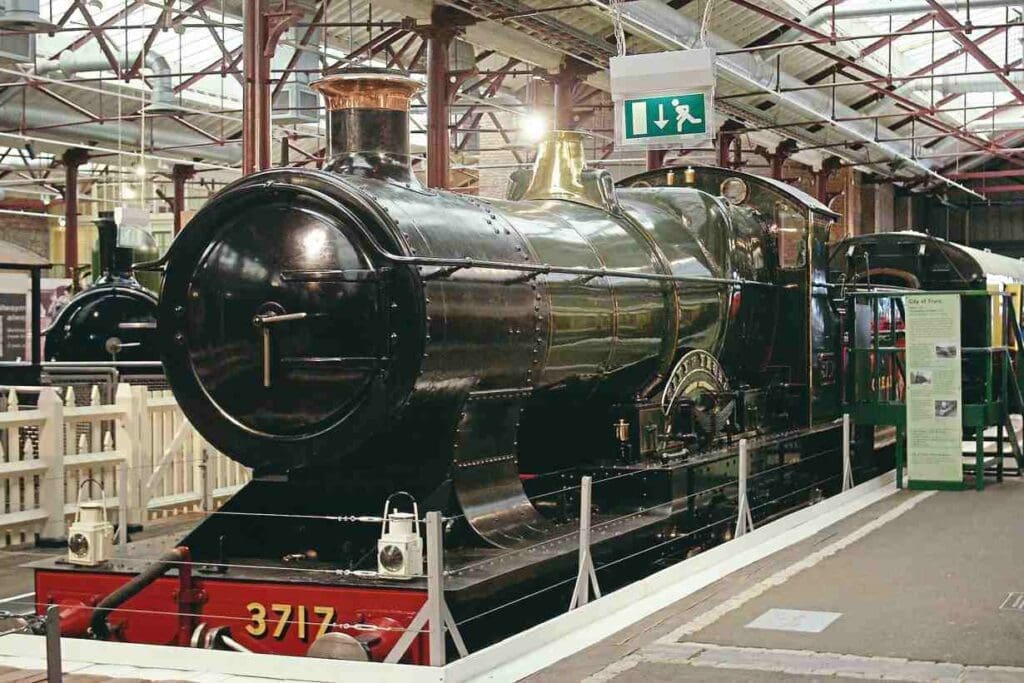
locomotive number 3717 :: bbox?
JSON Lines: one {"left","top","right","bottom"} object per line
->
{"left": 245, "top": 602, "right": 336, "bottom": 641}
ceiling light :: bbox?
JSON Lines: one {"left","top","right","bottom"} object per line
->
{"left": 521, "top": 113, "right": 548, "bottom": 142}
{"left": 134, "top": 164, "right": 147, "bottom": 178}
{"left": 122, "top": 185, "right": 136, "bottom": 200}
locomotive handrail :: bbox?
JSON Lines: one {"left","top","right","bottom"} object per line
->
{"left": 372, "top": 243, "right": 772, "bottom": 289}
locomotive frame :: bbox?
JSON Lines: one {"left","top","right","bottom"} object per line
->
{"left": 31, "top": 69, "right": 903, "bottom": 665}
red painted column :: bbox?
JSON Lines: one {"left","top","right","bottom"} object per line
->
{"left": 242, "top": 0, "right": 295, "bottom": 173}
{"left": 717, "top": 121, "right": 742, "bottom": 169}
{"left": 717, "top": 133, "right": 734, "bottom": 168}
{"left": 816, "top": 156, "right": 841, "bottom": 204}
{"left": 645, "top": 149, "right": 667, "bottom": 171}
{"left": 552, "top": 70, "right": 576, "bottom": 130}
{"left": 62, "top": 148, "right": 89, "bottom": 277}
{"left": 172, "top": 164, "right": 195, "bottom": 235}
{"left": 426, "top": 26, "right": 456, "bottom": 189}
{"left": 771, "top": 139, "right": 798, "bottom": 180}
{"left": 815, "top": 168, "right": 829, "bottom": 203}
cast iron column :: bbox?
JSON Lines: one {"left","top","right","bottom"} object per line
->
{"left": 551, "top": 70, "right": 576, "bottom": 130}
{"left": 645, "top": 149, "right": 666, "bottom": 171}
{"left": 242, "top": 0, "right": 299, "bottom": 174}
{"left": 426, "top": 23, "right": 457, "bottom": 189}
{"left": 62, "top": 148, "right": 89, "bottom": 277}
{"left": 172, "top": 164, "right": 195, "bottom": 235}
{"left": 816, "top": 156, "right": 841, "bottom": 204}
{"left": 771, "top": 139, "right": 798, "bottom": 180}
{"left": 242, "top": 0, "right": 268, "bottom": 174}
{"left": 717, "top": 120, "right": 742, "bottom": 169}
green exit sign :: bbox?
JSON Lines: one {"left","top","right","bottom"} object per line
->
{"left": 623, "top": 93, "right": 708, "bottom": 140}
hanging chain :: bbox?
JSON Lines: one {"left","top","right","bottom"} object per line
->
{"left": 609, "top": 0, "right": 627, "bottom": 57}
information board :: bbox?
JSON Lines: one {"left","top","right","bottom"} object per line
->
{"left": 905, "top": 294, "right": 963, "bottom": 488}
{"left": 0, "top": 292, "right": 27, "bottom": 361}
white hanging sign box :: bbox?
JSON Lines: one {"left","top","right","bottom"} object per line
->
{"left": 609, "top": 48, "right": 716, "bottom": 150}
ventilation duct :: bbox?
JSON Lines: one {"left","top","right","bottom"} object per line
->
{"left": 0, "top": 102, "right": 241, "bottom": 165}
{"left": 450, "top": 38, "right": 475, "bottom": 72}
{"left": 0, "top": 30, "right": 33, "bottom": 63}
{"left": 936, "top": 73, "right": 1024, "bottom": 93}
{"left": 0, "top": 0, "right": 54, "bottom": 32}
{"left": 965, "top": 117, "right": 1024, "bottom": 133}
{"left": 33, "top": 44, "right": 182, "bottom": 114}
{"left": 272, "top": 26, "right": 321, "bottom": 125}
{"left": 761, "top": 0, "right": 1023, "bottom": 60}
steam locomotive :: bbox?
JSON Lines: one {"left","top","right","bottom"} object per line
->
{"left": 43, "top": 213, "right": 160, "bottom": 364}
{"left": 36, "top": 69, "right": 887, "bottom": 663}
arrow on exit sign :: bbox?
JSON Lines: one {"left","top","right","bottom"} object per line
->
{"left": 624, "top": 93, "right": 708, "bottom": 140}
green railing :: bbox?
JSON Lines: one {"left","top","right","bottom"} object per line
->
{"left": 845, "top": 289, "right": 1023, "bottom": 490}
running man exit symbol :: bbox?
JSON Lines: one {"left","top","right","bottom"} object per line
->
{"left": 624, "top": 93, "right": 708, "bottom": 139}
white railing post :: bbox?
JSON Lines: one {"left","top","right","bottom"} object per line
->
{"left": 735, "top": 438, "right": 754, "bottom": 538}
{"left": 569, "top": 475, "right": 601, "bottom": 610}
{"left": 842, "top": 413, "right": 854, "bottom": 492}
{"left": 383, "top": 510, "right": 467, "bottom": 665}
{"left": 45, "top": 603, "right": 61, "bottom": 683}
{"left": 426, "top": 511, "right": 446, "bottom": 665}
{"left": 114, "top": 383, "right": 137, "bottom": 526}
{"left": 200, "top": 446, "right": 212, "bottom": 512}
{"left": 117, "top": 460, "right": 129, "bottom": 545}
{"left": 37, "top": 387, "right": 65, "bottom": 543}
{"left": 133, "top": 385, "right": 152, "bottom": 524}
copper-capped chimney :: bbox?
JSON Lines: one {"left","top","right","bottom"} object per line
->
{"left": 310, "top": 67, "right": 421, "bottom": 184}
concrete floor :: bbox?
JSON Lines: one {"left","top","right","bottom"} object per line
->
{"left": 529, "top": 477, "right": 1024, "bottom": 683}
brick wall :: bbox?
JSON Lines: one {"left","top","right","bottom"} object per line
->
{"left": 0, "top": 210, "right": 49, "bottom": 258}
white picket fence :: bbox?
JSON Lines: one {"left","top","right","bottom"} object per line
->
{"left": 0, "top": 383, "right": 250, "bottom": 548}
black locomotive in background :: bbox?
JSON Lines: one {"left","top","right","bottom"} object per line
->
{"left": 43, "top": 212, "right": 160, "bottom": 364}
